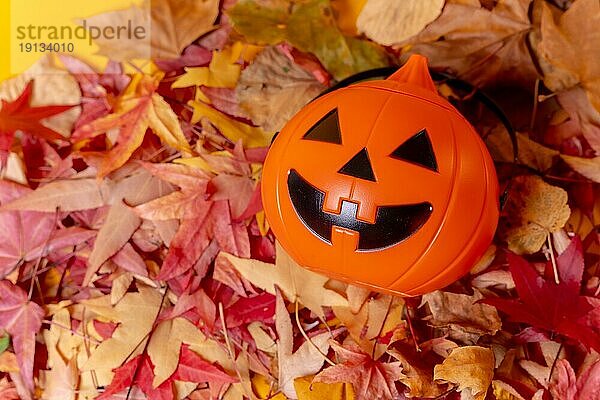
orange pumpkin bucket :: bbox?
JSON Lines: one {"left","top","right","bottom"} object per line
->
{"left": 262, "top": 55, "right": 499, "bottom": 296}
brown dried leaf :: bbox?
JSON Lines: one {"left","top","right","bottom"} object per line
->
{"left": 485, "top": 127, "right": 559, "bottom": 172}
{"left": 388, "top": 349, "right": 445, "bottom": 398}
{"left": 434, "top": 346, "right": 495, "bottom": 400}
{"left": 82, "top": 0, "right": 219, "bottom": 60}
{"left": 537, "top": 0, "right": 600, "bottom": 110}
{"left": 402, "top": 0, "right": 537, "bottom": 87}
{"left": 236, "top": 46, "right": 325, "bottom": 132}
{"left": 357, "top": 0, "right": 444, "bottom": 46}
{"left": 420, "top": 290, "right": 502, "bottom": 343}
{"left": 500, "top": 175, "right": 571, "bottom": 254}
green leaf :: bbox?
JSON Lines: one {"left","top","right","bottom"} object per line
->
{"left": 344, "top": 37, "right": 390, "bottom": 76}
{"left": 0, "top": 333, "right": 9, "bottom": 354}
{"left": 226, "top": 0, "right": 289, "bottom": 44}
{"left": 228, "top": 0, "right": 389, "bottom": 79}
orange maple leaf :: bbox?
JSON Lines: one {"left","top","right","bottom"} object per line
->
{"left": 74, "top": 75, "right": 191, "bottom": 177}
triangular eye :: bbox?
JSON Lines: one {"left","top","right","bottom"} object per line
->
{"left": 302, "top": 109, "right": 342, "bottom": 144}
{"left": 338, "top": 148, "right": 377, "bottom": 182}
{"left": 390, "top": 129, "right": 438, "bottom": 172}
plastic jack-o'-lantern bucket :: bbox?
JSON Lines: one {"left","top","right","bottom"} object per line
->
{"left": 262, "top": 54, "right": 505, "bottom": 297}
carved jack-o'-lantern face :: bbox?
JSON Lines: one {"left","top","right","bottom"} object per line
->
{"left": 262, "top": 55, "right": 499, "bottom": 296}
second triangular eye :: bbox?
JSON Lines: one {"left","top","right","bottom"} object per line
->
{"left": 302, "top": 109, "right": 342, "bottom": 144}
{"left": 390, "top": 129, "right": 438, "bottom": 172}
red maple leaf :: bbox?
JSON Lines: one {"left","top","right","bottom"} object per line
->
{"left": 483, "top": 237, "right": 600, "bottom": 352}
{"left": 134, "top": 162, "right": 251, "bottom": 283}
{"left": 0, "top": 81, "right": 73, "bottom": 162}
{"left": 313, "top": 340, "right": 404, "bottom": 400}
{"left": 97, "top": 346, "right": 236, "bottom": 400}
{"left": 159, "top": 288, "right": 216, "bottom": 330}
{"left": 0, "top": 280, "right": 44, "bottom": 394}
{"left": 225, "top": 292, "right": 275, "bottom": 328}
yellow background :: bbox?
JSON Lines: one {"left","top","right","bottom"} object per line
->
{"left": 2, "top": 0, "right": 144, "bottom": 81}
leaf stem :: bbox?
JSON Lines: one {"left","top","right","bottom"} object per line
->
{"left": 81, "top": 307, "right": 100, "bottom": 390}
{"left": 405, "top": 303, "right": 421, "bottom": 353}
{"left": 42, "top": 319, "right": 101, "bottom": 345}
{"left": 547, "top": 233, "right": 560, "bottom": 284}
{"left": 530, "top": 79, "right": 540, "bottom": 132}
{"left": 124, "top": 287, "right": 168, "bottom": 400}
{"left": 28, "top": 209, "right": 59, "bottom": 301}
{"left": 548, "top": 342, "right": 564, "bottom": 382}
{"left": 294, "top": 300, "right": 335, "bottom": 366}
{"left": 218, "top": 301, "right": 252, "bottom": 399}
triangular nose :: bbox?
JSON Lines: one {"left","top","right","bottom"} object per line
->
{"left": 338, "top": 148, "right": 376, "bottom": 182}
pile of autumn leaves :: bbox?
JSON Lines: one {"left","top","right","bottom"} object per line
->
{"left": 0, "top": 0, "right": 600, "bottom": 399}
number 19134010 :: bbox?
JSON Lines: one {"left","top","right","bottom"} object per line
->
{"left": 18, "top": 42, "right": 75, "bottom": 53}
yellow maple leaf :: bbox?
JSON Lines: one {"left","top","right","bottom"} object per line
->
{"left": 188, "top": 100, "right": 274, "bottom": 148}
{"left": 148, "top": 317, "right": 206, "bottom": 387}
{"left": 218, "top": 242, "right": 348, "bottom": 318}
{"left": 43, "top": 308, "right": 104, "bottom": 397}
{"left": 434, "top": 346, "right": 495, "bottom": 400}
{"left": 80, "top": 286, "right": 163, "bottom": 385}
{"left": 252, "top": 374, "right": 287, "bottom": 399}
{"left": 172, "top": 42, "right": 262, "bottom": 91}
{"left": 173, "top": 52, "right": 240, "bottom": 90}
{"left": 294, "top": 374, "right": 355, "bottom": 400}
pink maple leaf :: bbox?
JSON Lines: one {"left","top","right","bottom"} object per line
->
{"left": 314, "top": 340, "right": 403, "bottom": 400}
{"left": 550, "top": 359, "right": 600, "bottom": 399}
{"left": 0, "top": 180, "right": 94, "bottom": 278}
{"left": 0, "top": 281, "right": 44, "bottom": 394}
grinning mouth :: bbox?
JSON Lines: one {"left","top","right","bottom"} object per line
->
{"left": 287, "top": 169, "right": 433, "bottom": 251}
